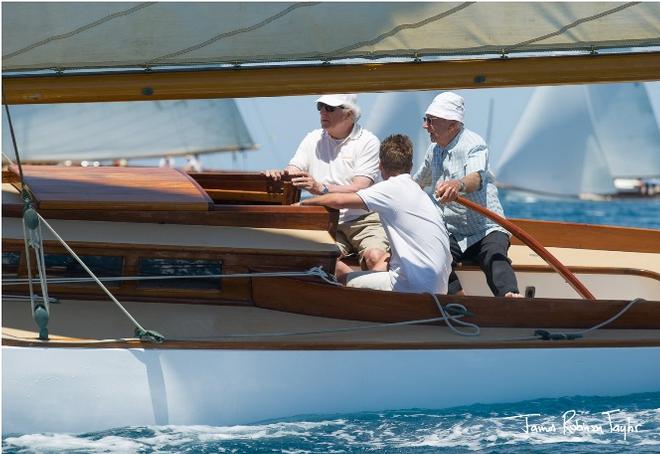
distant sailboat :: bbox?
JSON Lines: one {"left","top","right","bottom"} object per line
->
{"left": 495, "top": 83, "right": 660, "bottom": 198}
{"left": 2, "top": 99, "right": 257, "bottom": 165}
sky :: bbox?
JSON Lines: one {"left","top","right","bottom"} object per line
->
{"left": 200, "top": 82, "right": 660, "bottom": 174}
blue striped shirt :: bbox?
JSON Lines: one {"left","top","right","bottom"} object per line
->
{"left": 413, "top": 126, "right": 509, "bottom": 252}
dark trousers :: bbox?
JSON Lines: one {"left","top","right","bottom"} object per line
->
{"left": 448, "top": 231, "right": 519, "bottom": 297}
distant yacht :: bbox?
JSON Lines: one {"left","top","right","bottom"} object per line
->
{"left": 495, "top": 83, "right": 660, "bottom": 199}
{"left": 2, "top": 99, "right": 257, "bottom": 167}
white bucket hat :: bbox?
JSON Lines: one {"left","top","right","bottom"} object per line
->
{"left": 316, "top": 93, "right": 361, "bottom": 120}
{"left": 425, "top": 92, "right": 465, "bottom": 123}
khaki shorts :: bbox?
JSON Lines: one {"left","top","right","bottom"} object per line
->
{"left": 336, "top": 211, "right": 389, "bottom": 259}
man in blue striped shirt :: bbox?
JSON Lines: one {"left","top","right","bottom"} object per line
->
{"left": 413, "top": 92, "right": 521, "bottom": 298}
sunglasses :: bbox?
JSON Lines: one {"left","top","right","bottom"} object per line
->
{"left": 317, "top": 102, "right": 344, "bottom": 113}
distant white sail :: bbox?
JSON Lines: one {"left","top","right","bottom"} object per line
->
{"left": 495, "top": 83, "right": 660, "bottom": 197}
{"left": 365, "top": 91, "right": 436, "bottom": 169}
{"left": 2, "top": 99, "right": 257, "bottom": 162}
{"left": 588, "top": 83, "right": 660, "bottom": 179}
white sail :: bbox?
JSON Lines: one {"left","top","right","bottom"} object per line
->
{"left": 495, "top": 83, "right": 660, "bottom": 197}
{"left": 2, "top": 99, "right": 257, "bottom": 162}
{"left": 3, "top": 3, "right": 659, "bottom": 72}
{"left": 587, "top": 83, "right": 660, "bottom": 179}
{"left": 365, "top": 91, "right": 435, "bottom": 169}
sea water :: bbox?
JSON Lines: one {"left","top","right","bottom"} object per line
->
{"left": 3, "top": 393, "right": 659, "bottom": 453}
{"left": 3, "top": 196, "right": 659, "bottom": 453}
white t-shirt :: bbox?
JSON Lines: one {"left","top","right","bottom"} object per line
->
{"left": 289, "top": 123, "right": 380, "bottom": 222}
{"left": 357, "top": 173, "right": 452, "bottom": 294}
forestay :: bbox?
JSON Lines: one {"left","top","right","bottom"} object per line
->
{"left": 3, "top": 2, "right": 660, "bottom": 72}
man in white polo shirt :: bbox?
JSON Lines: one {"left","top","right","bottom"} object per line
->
{"left": 297, "top": 134, "right": 451, "bottom": 294}
{"left": 265, "top": 94, "right": 389, "bottom": 279}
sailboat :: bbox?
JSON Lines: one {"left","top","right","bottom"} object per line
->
{"left": 1, "top": 99, "right": 257, "bottom": 166}
{"left": 495, "top": 83, "right": 660, "bottom": 198}
{"left": 3, "top": 2, "right": 660, "bottom": 435}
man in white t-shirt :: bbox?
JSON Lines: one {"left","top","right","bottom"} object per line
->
{"left": 297, "top": 134, "right": 452, "bottom": 294}
{"left": 265, "top": 94, "right": 389, "bottom": 279}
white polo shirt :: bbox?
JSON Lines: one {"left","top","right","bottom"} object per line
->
{"left": 289, "top": 123, "right": 380, "bottom": 222}
{"left": 357, "top": 173, "right": 452, "bottom": 294}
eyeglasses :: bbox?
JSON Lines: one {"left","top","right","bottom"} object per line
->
{"left": 317, "top": 102, "right": 344, "bottom": 113}
{"left": 422, "top": 116, "right": 437, "bottom": 124}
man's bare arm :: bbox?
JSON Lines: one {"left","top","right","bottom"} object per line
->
{"left": 324, "top": 175, "right": 373, "bottom": 193}
{"left": 291, "top": 174, "right": 374, "bottom": 195}
{"left": 296, "top": 192, "right": 367, "bottom": 210}
{"left": 435, "top": 171, "right": 481, "bottom": 203}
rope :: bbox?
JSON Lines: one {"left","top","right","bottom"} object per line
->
{"left": 532, "top": 297, "right": 644, "bottom": 341}
{"left": 33, "top": 212, "right": 164, "bottom": 343}
{"left": 2, "top": 266, "right": 341, "bottom": 286}
{"left": 22, "top": 213, "right": 52, "bottom": 315}
{"left": 428, "top": 293, "right": 480, "bottom": 336}
{"left": 3, "top": 294, "right": 59, "bottom": 304}
{"left": 3, "top": 103, "right": 27, "bottom": 191}
{"left": 166, "top": 295, "right": 478, "bottom": 341}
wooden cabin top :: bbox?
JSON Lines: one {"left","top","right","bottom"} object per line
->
{"left": 4, "top": 165, "right": 302, "bottom": 211}
{"left": 7, "top": 165, "right": 214, "bottom": 211}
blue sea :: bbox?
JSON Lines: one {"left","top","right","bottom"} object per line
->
{"left": 3, "top": 195, "right": 659, "bottom": 453}
{"left": 3, "top": 393, "right": 659, "bottom": 453}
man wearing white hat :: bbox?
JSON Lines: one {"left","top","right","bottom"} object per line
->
{"left": 414, "top": 92, "right": 521, "bottom": 297}
{"left": 265, "top": 94, "right": 389, "bottom": 279}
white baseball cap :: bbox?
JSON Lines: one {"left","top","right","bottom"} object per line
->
{"left": 425, "top": 92, "right": 465, "bottom": 123}
{"left": 316, "top": 93, "right": 361, "bottom": 119}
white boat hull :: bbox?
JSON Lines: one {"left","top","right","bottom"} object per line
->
{"left": 4, "top": 345, "right": 660, "bottom": 434}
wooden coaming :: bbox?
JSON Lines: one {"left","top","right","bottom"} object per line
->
{"left": 189, "top": 172, "right": 301, "bottom": 205}
{"left": 509, "top": 218, "right": 660, "bottom": 254}
{"left": 251, "top": 278, "right": 660, "bottom": 329}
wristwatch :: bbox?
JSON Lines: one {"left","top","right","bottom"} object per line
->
{"left": 458, "top": 179, "right": 465, "bottom": 192}
{"left": 321, "top": 184, "right": 329, "bottom": 194}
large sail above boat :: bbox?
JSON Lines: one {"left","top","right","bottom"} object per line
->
{"left": 3, "top": 3, "right": 659, "bottom": 72}
{"left": 2, "top": 99, "right": 256, "bottom": 162}
{"left": 494, "top": 83, "right": 660, "bottom": 197}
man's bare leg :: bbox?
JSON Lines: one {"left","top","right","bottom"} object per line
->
{"left": 362, "top": 248, "right": 389, "bottom": 271}
{"left": 334, "top": 259, "right": 354, "bottom": 284}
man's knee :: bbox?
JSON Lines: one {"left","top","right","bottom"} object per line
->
{"left": 362, "top": 248, "right": 388, "bottom": 270}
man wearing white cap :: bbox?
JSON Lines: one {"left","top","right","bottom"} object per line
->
{"left": 265, "top": 94, "right": 389, "bottom": 278}
{"left": 414, "top": 92, "right": 521, "bottom": 297}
